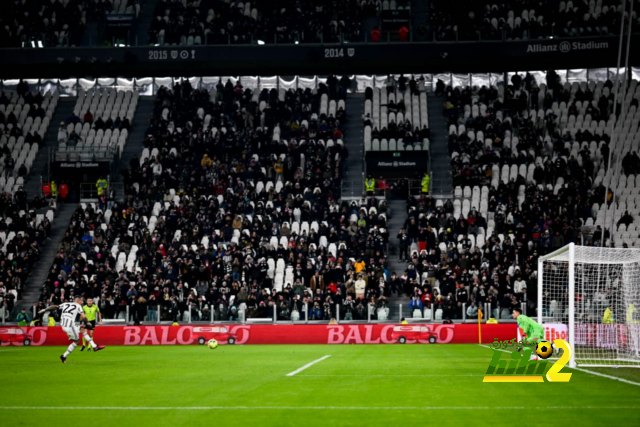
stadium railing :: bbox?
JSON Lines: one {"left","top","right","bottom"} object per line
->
{"left": 24, "top": 302, "right": 523, "bottom": 326}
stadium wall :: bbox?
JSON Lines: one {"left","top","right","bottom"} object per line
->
{"left": 1, "top": 35, "right": 637, "bottom": 78}
{"left": 12, "top": 324, "right": 516, "bottom": 346}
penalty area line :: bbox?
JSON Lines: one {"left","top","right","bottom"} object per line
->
{"left": 286, "top": 355, "right": 331, "bottom": 376}
{"left": 478, "top": 344, "right": 640, "bottom": 387}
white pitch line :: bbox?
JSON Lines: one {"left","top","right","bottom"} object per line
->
{"left": 479, "top": 344, "right": 510, "bottom": 353}
{"left": 0, "top": 406, "right": 638, "bottom": 411}
{"left": 569, "top": 366, "right": 640, "bottom": 387}
{"left": 478, "top": 344, "right": 640, "bottom": 387}
{"left": 286, "top": 355, "right": 331, "bottom": 377}
{"left": 294, "top": 374, "right": 479, "bottom": 377}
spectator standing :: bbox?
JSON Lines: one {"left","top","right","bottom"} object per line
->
{"left": 514, "top": 276, "right": 527, "bottom": 301}
{"left": 365, "top": 175, "right": 376, "bottom": 196}
{"left": 57, "top": 123, "right": 67, "bottom": 142}
{"left": 107, "top": 187, "right": 115, "bottom": 209}
{"left": 14, "top": 186, "right": 27, "bottom": 210}
{"left": 95, "top": 176, "right": 108, "bottom": 197}
{"left": 4, "top": 155, "right": 14, "bottom": 178}
{"left": 397, "top": 228, "right": 410, "bottom": 262}
{"left": 409, "top": 295, "right": 423, "bottom": 316}
{"left": 371, "top": 27, "right": 381, "bottom": 42}
{"left": 355, "top": 274, "right": 366, "bottom": 299}
{"left": 274, "top": 158, "right": 284, "bottom": 183}
{"left": 603, "top": 304, "right": 614, "bottom": 324}
{"left": 421, "top": 172, "right": 430, "bottom": 195}
{"left": 58, "top": 182, "right": 68, "bottom": 201}
{"left": 466, "top": 302, "right": 478, "bottom": 319}
{"left": 398, "top": 26, "right": 409, "bottom": 42}
{"left": 16, "top": 308, "right": 30, "bottom": 326}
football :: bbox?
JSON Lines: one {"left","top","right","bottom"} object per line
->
{"left": 207, "top": 339, "right": 218, "bottom": 349}
{"left": 535, "top": 341, "right": 553, "bottom": 359}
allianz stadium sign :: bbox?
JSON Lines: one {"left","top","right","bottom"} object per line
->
{"left": 59, "top": 162, "right": 100, "bottom": 168}
{"left": 52, "top": 161, "right": 111, "bottom": 172}
{"left": 527, "top": 40, "right": 609, "bottom": 53}
{"left": 366, "top": 150, "right": 429, "bottom": 177}
{"left": 377, "top": 161, "right": 417, "bottom": 167}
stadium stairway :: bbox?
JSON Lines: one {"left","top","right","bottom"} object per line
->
{"left": 426, "top": 92, "right": 453, "bottom": 197}
{"left": 384, "top": 199, "right": 407, "bottom": 321}
{"left": 15, "top": 203, "right": 77, "bottom": 315}
{"left": 133, "top": 0, "right": 160, "bottom": 46}
{"left": 342, "top": 93, "right": 365, "bottom": 199}
{"left": 24, "top": 97, "right": 77, "bottom": 202}
{"left": 110, "top": 96, "right": 155, "bottom": 200}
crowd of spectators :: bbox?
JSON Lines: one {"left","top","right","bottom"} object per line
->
{"left": 57, "top": 109, "right": 132, "bottom": 148}
{"left": 0, "top": 88, "right": 47, "bottom": 149}
{"left": 385, "top": 70, "right": 640, "bottom": 321}
{"left": 0, "top": 190, "right": 52, "bottom": 320}
{"left": 396, "top": 191, "right": 636, "bottom": 323}
{"left": 430, "top": 0, "right": 639, "bottom": 41}
{"left": 37, "top": 76, "right": 408, "bottom": 324}
{"left": 395, "top": 192, "right": 554, "bottom": 320}
{"left": 148, "top": 0, "right": 364, "bottom": 45}
{"left": 0, "top": 0, "right": 88, "bottom": 48}
{"left": 442, "top": 71, "right": 624, "bottom": 238}
{"left": 390, "top": 71, "right": 640, "bottom": 321}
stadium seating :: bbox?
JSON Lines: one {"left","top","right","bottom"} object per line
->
{"left": 39, "top": 77, "right": 395, "bottom": 323}
{"left": 0, "top": 88, "right": 59, "bottom": 191}
{"left": 55, "top": 88, "right": 139, "bottom": 161}
{"left": 442, "top": 73, "right": 639, "bottom": 249}
{"left": 0, "top": 0, "right": 88, "bottom": 48}
{"left": 148, "top": 0, "right": 364, "bottom": 46}
{"left": 0, "top": 193, "right": 53, "bottom": 320}
{"left": 364, "top": 82, "right": 430, "bottom": 152}
{"left": 430, "top": 0, "right": 634, "bottom": 41}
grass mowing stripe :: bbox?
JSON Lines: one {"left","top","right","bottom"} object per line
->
{"left": 285, "top": 355, "right": 331, "bottom": 376}
{"left": 478, "top": 344, "right": 640, "bottom": 387}
{"left": 1, "top": 406, "right": 638, "bottom": 411}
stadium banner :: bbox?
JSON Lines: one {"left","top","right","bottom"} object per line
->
{"left": 0, "top": 35, "right": 637, "bottom": 78}
{"left": 365, "top": 151, "right": 429, "bottom": 177}
{"left": 14, "top": 324, "right": 516, "bottom": 346}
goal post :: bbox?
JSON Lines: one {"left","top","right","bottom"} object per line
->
{"left": 538, "top": 243, "right": 640, "bottom": 368}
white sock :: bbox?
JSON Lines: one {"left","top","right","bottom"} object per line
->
{"left": 63, "top": 343, "right": 77, "bottom": 357}
{"left": 83, "top": 333, "right": 97, "bottom": 348}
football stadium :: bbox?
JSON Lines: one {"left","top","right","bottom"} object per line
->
{"left": 0, "top": 0, "right": 640, "bottom": 426}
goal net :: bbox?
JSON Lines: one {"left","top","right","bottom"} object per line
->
{"left": 538, "top": 244, "right": 640, "bottom": 367}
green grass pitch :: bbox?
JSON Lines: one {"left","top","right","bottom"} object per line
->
{"left": 1, "top": 344, "right": 639, "bottom": 426}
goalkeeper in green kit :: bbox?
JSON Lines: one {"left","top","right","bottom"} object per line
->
{"left": 512, "top": 308, "right": 546, "bottom": 360}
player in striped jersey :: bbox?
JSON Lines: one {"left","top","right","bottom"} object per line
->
{"left": 39, "top": 297, "right": 105, "bottom": 363}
